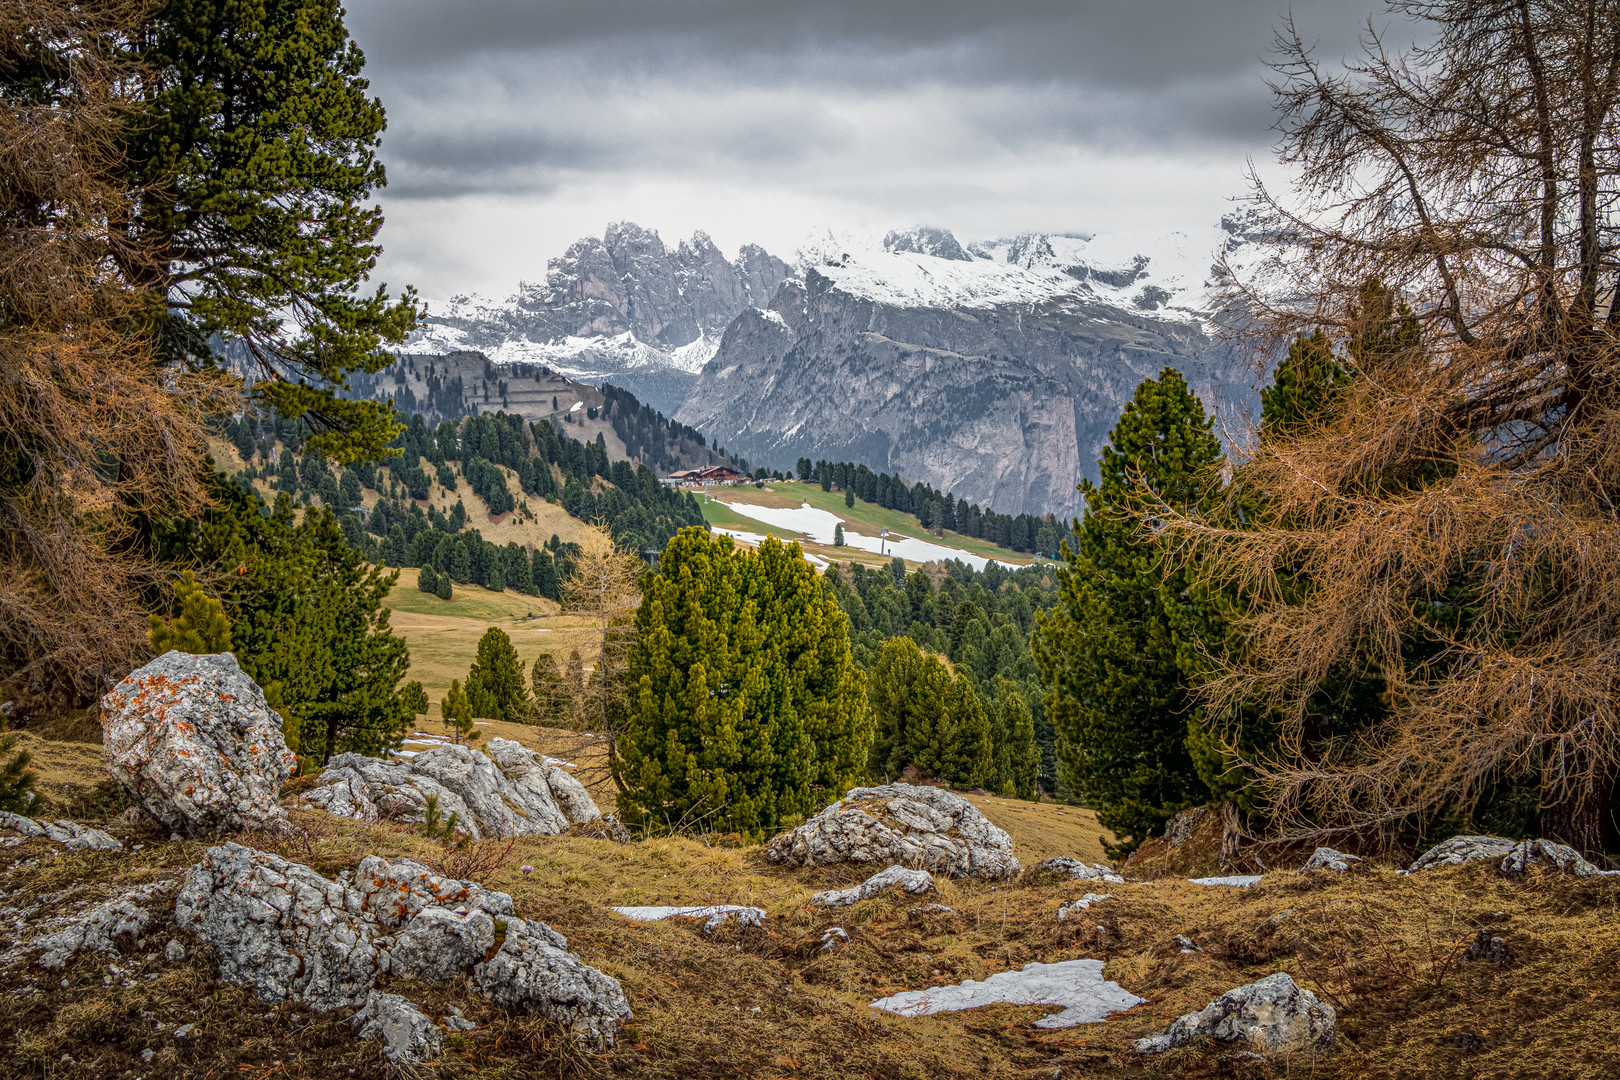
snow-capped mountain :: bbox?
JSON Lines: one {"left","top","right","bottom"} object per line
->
{"left": 674, "top": 219, "right": 1261, "bottom": 517}
{"left": 404, "top": 222, "right": 792, "bottom": 414}
{"left": 401, "top": 216, "right": 1262, "bottom": 516}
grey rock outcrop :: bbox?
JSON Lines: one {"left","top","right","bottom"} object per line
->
{"left": 677, "top": 266, "right": 1246, "bottom": 517}
{"left": 386, "top": 906, "right": 495, "bottom": 982}
{"left": 1133, "top": 972, "right": 1336, "bottom": 1055}
{"left": 473, "top": 917, "right": 633, "bottom": 1048}
{"left": 176, "top": 843, "right": 383, "bottom": 1010}
{"left": 100, "top": 652, "right": 297, "bottom": 836}
{"left": 1408, "top": 836, "right": 1519, "bottom": 873}
{"left": 765, "top": 783, "right": 1020, "bottom": 880}
{"left": 1164, "top": 807, "right": 1211, "bottom": 848}
{"left": 1499, "top": 838, "right": 1611, "bottom": 877}
{"left": 1034, "top": 857, "right": 1123, "bottom": 884}
{"left": 1056, "top": 894, "right": 1113, "bottom": 920}
{"left": 175, "top": 843, "right": 630, "bottom": 1046}
{"left": 33, "top": 885, "right": 165, "bottom": 969}
{"left": 812, "top": 865, "right": 936, "bottom": 907}
{"left": 1300, "top": 848, "right": 1362, "bottom": 873}
{"left": 353, "top": 991, "right": 442, "bottom": 1064}
{"left": 0, "top": 811, "right": 122, "bottom": 852}
{"left": 303, "top": 737, "right": 598, "bottom": 839}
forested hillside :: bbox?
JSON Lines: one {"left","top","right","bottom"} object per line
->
{"left": 794, "top": 457, "right": 1078, "bottom": 557}
{"left": 215, "top": 408, "right": 705, "bottom": 599}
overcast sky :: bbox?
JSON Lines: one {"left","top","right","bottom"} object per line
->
{"left": 342, "top": 0, "right": 1380, "bottom": 303}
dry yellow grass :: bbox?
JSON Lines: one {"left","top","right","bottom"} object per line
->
{"left": 960, "top": 793, "right": 1112, "bottom": 865}
{"left": 8, "top": 768, "right": 1620, "bottom": 1080}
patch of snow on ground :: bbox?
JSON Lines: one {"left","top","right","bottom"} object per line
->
{"left": 870, "top": 959, "right": 1145, "bottom": 1028}
{"left": 610, "top": 905, "right": 765, "bottom": 922}
{"left": 714, "top": 500, "right": 1022, "bottom": 570}
{"left": 1188, "top": 875, "right": 1264, "bottom": 888}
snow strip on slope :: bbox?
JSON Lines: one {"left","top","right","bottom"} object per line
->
{"left": 870, "top": 959, "right": 1145, "bottom": 1028}
{"left": 714, "top": 500, "right": 1022, "bottom": 571}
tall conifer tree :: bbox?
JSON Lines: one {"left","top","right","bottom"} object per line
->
{"left": 1033, "top": 367, "right": 1224, "bottom": 854}
{"left": 619, "top": 529, "right": 869, "bottom": 836}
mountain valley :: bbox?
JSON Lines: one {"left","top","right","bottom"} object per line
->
{"left": 400, "top": 218, "right": 1265, "bottom": 516}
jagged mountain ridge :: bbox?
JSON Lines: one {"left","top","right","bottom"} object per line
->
{"left": 406, "top": 223, "right": 792, "bottom": 414}
{"left": 674, "top": 265, "right": 1241, "bottom": 518}
{"left": 403, "top": 217, "right": 1262, "bottom": 516}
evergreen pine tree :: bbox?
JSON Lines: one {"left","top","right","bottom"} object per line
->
{"left": 993, "top": 678, "right": 1039, "bottom": 799}
{"left": 435, "top": 572, "right": 453, "bottom": 601}
{"left": 845, "top": 488, "right": 855, "bottom": 508}
{"left": 833, "top": 522, "right": 845, "bottom": 547}
{"left": 938, "top": 671, "right": 993, "bottom": 789}
{"left": 1032, "top": 367, "right": 1224, "bottom": 854}
{"left": 0, "top": 730, "right": 39, "bottom": 815}
{"left": 618, "top": 529, "right": 870, "bottom": 836}
{"left": 450, "top": 541, "right": 472, "bottom": 583}
{"left": 399, "top": 681, "right": 428, "bottom": 717}
{"left": 159, "top": 481, "right": 415, "bottom": 764}
{"left": 866, "top": 636, "right": 950, "bottom": 780}
{"left": 147, "top": 570, "right": 233, "bottom": 655}
{"left": 533, "top": 548, "right": 560, "bottom": 600}
{"left": 441, "top": 679, "right": 477, "bottom": 744}
{"left": 418, "top": 563, "right": 438, "bottom": 594}
{"left": 463, "top": 627, "right": 531, "bottom": 722}
{"left": 130, "top": 0, "right": 418, "bottom": 461}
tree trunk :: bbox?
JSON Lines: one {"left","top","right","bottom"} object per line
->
{"left": 1539, "top": 749, "right": 1616, "bottom": 857}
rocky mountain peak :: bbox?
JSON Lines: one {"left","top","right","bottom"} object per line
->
{"left": 883, "top": 226, "right": 972, "bottom": 262}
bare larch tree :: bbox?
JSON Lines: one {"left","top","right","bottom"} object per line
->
{"left": 1184, "top": 0, "right": 1620, "bottom": 854}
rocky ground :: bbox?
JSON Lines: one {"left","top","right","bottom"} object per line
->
{"left": 4, "top": 654, "right": 1619, "bottom": 1079}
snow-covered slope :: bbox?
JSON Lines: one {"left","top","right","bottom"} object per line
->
{"left": 794, "top": 217, "right": 1247, "bottom": 322}
{"left": 677, "top": 221, "right": 1257, "bottom": 517}
{"left": 400, "top": 223, "right": 791, "bottom": 414}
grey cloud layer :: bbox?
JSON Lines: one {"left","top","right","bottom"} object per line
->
{"left": 350, "top": 0, "right": 1370, "bottom": 198}
{"left": 342, "top": 0, "right": 1388, "bottom": 296}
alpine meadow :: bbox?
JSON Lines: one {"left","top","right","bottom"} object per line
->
{"left": 5, "top": 2, "right": 1620, "bottom": 1079}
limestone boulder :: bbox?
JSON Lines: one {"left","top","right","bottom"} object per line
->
{"left": 765, "top": 783, "right": 1020, "bottom": 880}
{"left": 352, "top": 991, "right": 442, "bottom": 1065}
{"left": 1408, "top": 835, "right": 1518, "bottom": 872}
{"left": 303, "top": 737, "right": 598, "bottom": 840}
{"left": 1134, "top": 972, "right": 1336, "bottom": 1055}
{"left": 0, "top": 811, "right": 122, "bottom": 852}
{"left": 101, "top": 652, "right": 296, "bottom": 836}
{"left": 812, "top": 865, "right": 936, "bottom": 907}
{"left": 1300, "top": 848, "right": 1362, "bottom": 873}
{"left": 474, "top": 916, "right": 634, "bottom": 1049}
{"left": 174, "top": 843, "right": 630, "bottom": 1047}
{"left": 30, "top": 883, "right": 170, "bottom": 969}
{"left": 175, "top": 842, "right": 382, "bottom": 1010}
{"left": 1500, "top": 838, "right": 1612, "bottom": 878}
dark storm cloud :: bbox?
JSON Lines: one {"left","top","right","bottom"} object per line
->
{"left": 350, "top": 0, "right": 1364, "bottom": 87}
{"left": 343, "top": 0, "right": 1407, "bottom": 297}
{"left": 346, "top": 0, "right": 1377, "bottom": 196}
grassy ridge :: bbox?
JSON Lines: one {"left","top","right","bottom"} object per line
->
{"left": 700, "top": 482, "right": 1036, "bottom": 568}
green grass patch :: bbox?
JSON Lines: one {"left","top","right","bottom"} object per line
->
{"left": 383, "top": 569, "right": 551, "bottom": 621}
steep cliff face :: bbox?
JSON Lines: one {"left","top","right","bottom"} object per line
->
{"left": 402, "top": 219, "right": 1259, "bottom": 517}
{"left": 675, "top": 261, "right": 1245, "bottom": 518}
{"left": 406, "top": 224, "right": 792, "bottom": 414}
